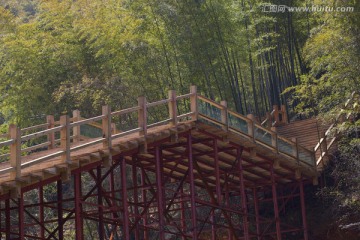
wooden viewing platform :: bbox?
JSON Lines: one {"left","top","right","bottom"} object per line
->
{"left": 0, "top": 87, "right": 358, "bottom": 239}
{"left": 0, "top": 86, "right": 359, "bottom": 240}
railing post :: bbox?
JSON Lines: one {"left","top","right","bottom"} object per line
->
{"left": 168, "top": 90, "right": 178, "bottom": 126}
{"left": 247, "top": 114, "right": 256, "bottom": 142}
{"left": 60, "top": 115, "right": 70, "bottom": 163}
{"left": 280, "top": 105, "right": 288, "bottom": 124}
{"left": 102, "top": 105, "right": 112, "bottom": 166}
{"left": 190, "top": 85, "right": 198, "bottom": 121}
{"left": 271, "top": 127, "right": 278, "bottom": 153}
{"left": 220, "top": 101, "right": 228, "bottom": 131}
{"left": 9, "top": 124, "right": 21, "bottom": 180}
{"left": 72, "top": 110, "right": 81, "bottom": 143}
{"left": 102, "top": 106, "right": 112, "bottom": 147}
{"left": 320, "top": 132, "right": 327, "bottom": 158}
{"left": 273, "top": 105, "right": 279, "bottom": 125}
{"left": 266, "top": 112, "right": 271, "bottom": 127}
{"left": 46, "top": 115, "right": 55, "bottom": 149}
{"left": 138, "top": 96, "right": 147, "bottom": 136}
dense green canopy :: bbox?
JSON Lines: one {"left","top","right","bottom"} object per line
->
{"left": 3, "top": 0, "right": 357, "bottom": 126}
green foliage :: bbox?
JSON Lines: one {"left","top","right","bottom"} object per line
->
{"left": 313, "top": 123, "right": 360, "bottom": 239}
{"left": 0, "top": 0, "right": 312, "bottom": 127}
{"left": 288, "top": 0, "right": 360, "bottom": 117}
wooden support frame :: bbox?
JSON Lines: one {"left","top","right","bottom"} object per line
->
{"left": 0, "top": 85, "right": 323, "bottom": 240}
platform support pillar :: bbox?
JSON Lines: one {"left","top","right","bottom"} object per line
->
{"left": 299, "top": 180, "right": 309, "bottom": 240}
{"left": 141, "top": 169, "right": 149, "bottom": 240}
{"left": 211, "top": 209, "right": 216, "bottom": 240}
{"left": 97, "top": 167, "right": 104, "bottom": 240}
{"left": 214, "top": 139, "right": 222, "bottom": 203}
{"left": 253, "top": 188, "right": 261, "bottom": 240}
{"left": 74, "top": 172, "right": 84, "bottom": 240}
{"left": 270, "top": 164, "right": 282, "bottom": 240}
{"left": 188, "top": 134, "right": 198, "bottom": 239}
{"left": 238, "top": 149, "right": 249, "bottom": 240}
{"left": 155, "top": 146, "right": 165, "bottom": 240}
{"left": 39, "top": 186, "right": 45, "bottom": 239}
{"left": 18, "top": 193, "right": 24, "bottom": 239}
{"left": 225, "top": 179, "right": 233, "bottom": 240}
{"left": 5, "top": 199, "right": 10, "bottom": 240}
{"left": 121, "top": 157, "right": 130, "bottom": 240}
{"left": 180, "top": 186, "right": 187, "bottom": 240}
{"left": 132, "top": 163, "right": 140, "bottom": 240}
{"left": 57, "top": 180, "right": 64, "bottom": 240}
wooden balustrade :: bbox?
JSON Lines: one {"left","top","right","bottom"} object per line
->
{"left": 314, "top": 91, "right": 359, "bottom": 167}
{"left": 0, "top": 85, "right": 321, "bottom": 181}
{"left": 196, "top": 95, "right": 316, "bottom": 167}
{"left": 0, "top": 86, "right": 199, "bottom": 180}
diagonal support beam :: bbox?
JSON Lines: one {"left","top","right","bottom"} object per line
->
{"left": 193, "top": 157, "right": 239, "bottom": 238}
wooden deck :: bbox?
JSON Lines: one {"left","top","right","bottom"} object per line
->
{"left": 275, "top": 118, "right": 329, "bottom": 158}
{"left": 276, "top": 91, "right": 359, "bottom": 170}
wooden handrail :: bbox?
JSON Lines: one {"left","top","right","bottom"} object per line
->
{"left": 315, "top": 91, "right": 359, "bottom": 167}
{"left": 197, "top": 95, "right": 226, "bottom": 109}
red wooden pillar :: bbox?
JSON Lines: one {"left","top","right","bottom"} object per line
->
{"left": 74, "top": 172, "right": 84, "bottom": 240}
{"left": 188, "top": 134, "right": 198, "bottom": 239}
{"left": 109, "top": 170, "right": 116, "bottom": 218}
{"left": 211, "top": 209, "right": 216, "bottom": 240}
{"left": 253, "top": 188, "right": 261, "bottom": 240}
{"left": 155, "top": 146, "right": 165, "bottom": 240}
{"left": 39, "top": 186, "right": 45, "bottom": 239}
{"left": 270, "top": 164, "right": 282, "bottom": 240}
{"left": 19, "top": 193, "right": 24, "bottom": 239}
{"left": 214, "top": 139, "right": 222, "bottom": 203}
{"left": 141, "top": 169, "right": 149, "bottom": 240}
{"left": 132, "top": 163, "right": 140, "bottom": 239}
{"left": 180, "top": 186, "right": 187, "bottom": 240}
{"left": 97, "top": 166, "right": 104, "bottom": 240}
{"left": 0, "top": 200, "right": 2, "bottom": 239}
{"left": 238, "top": 151, "right": 249, "bottom": 240}
{"left": 225, "top": 179, "right": 233, "bottom": 240}
{"left": 5, "top": 199, "right": 10, "bottom": 240}
{"left": 121, "top": 157, "right": 130, "bottom": 240}
{"left": 57, "top": 180, "right": 64, "bottom": 240}
{"left": 299, "top": 180, "right": 309, "bottom": 240}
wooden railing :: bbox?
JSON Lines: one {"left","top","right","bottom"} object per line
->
{"left": 261, "top": 105, "right": 288, "bottom": 128}
{"left": 315, "top": 91, "right": 359, "bottom": 167}
{"left": 0, "top": 85, "right": 316, "bottom": 181}
{"left": 197, "top": 96, "right": 316, "bottom": 167}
